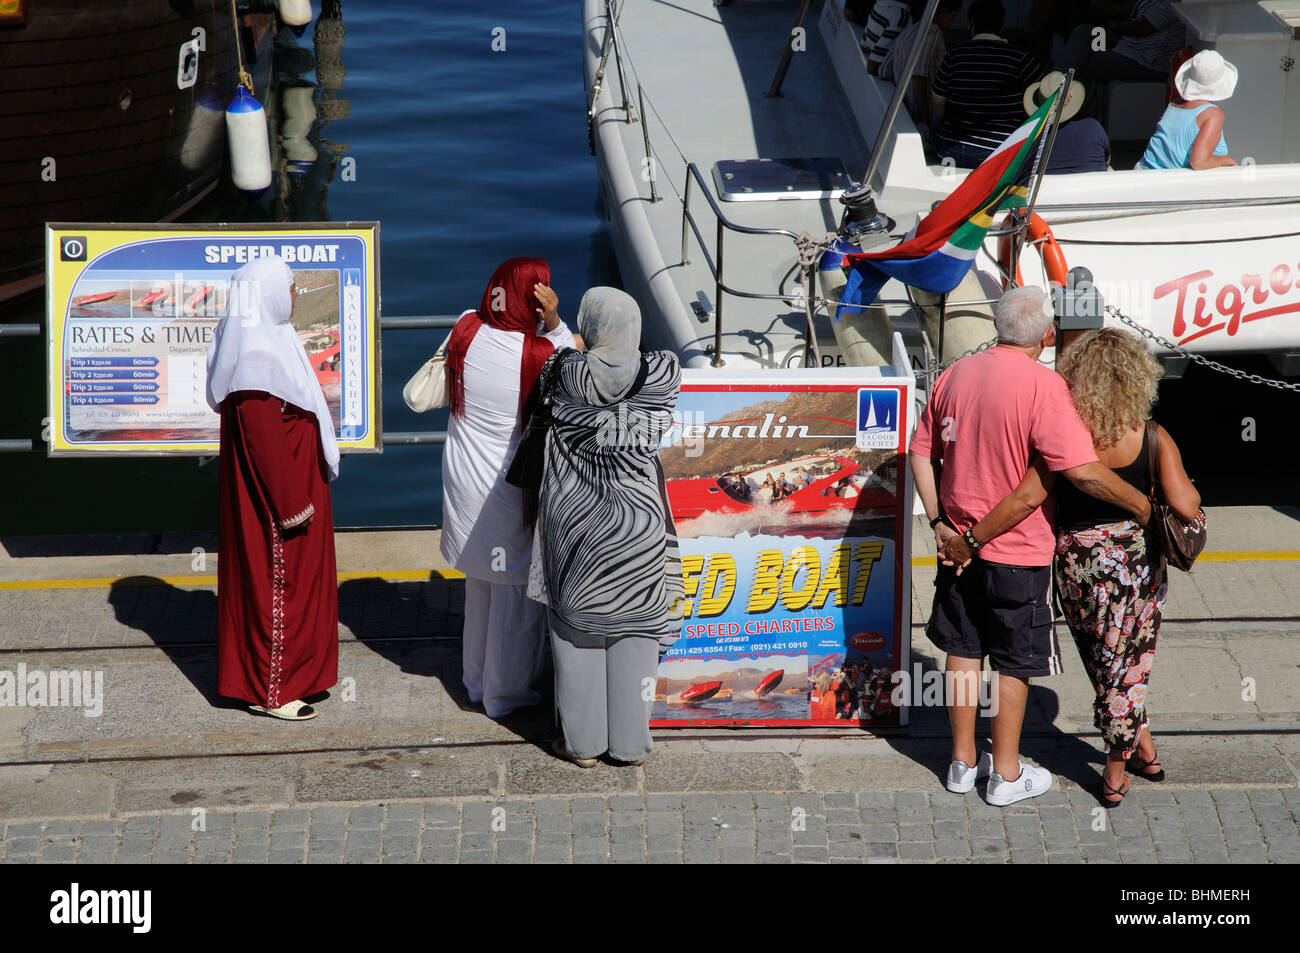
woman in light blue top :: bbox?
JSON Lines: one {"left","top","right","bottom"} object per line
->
{"left": 1139, "top": 50, "right": 1238, "bottom": 170}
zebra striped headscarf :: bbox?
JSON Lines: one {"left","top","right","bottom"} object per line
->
{"left": 576, "top": 287, "right": 642, "bottom": 405}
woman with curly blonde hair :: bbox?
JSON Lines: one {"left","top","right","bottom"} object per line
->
{"left": 1057, "top": 329, "right": 1200, "bottom": 806}
{"left": 947, "top": 328, "right": 1201, "bottom": 807}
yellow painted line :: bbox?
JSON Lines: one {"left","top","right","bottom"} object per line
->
{"left": 2, "top": 552, "right": 1296, "bottom": 591}
{"left": 0, "top": 568, "right": 466, "bottom": 591}
{"left": 335, "top": 569, "right": 465, "bottom": 581}
{"left": 910, "top": 551, "right": 1300, "bottom": 567}
{"left": 1196, "top": 551, "right": 1300, "bottom": 563}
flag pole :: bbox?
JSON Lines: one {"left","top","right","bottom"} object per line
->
{"left": 1022, "top": 68, "right": 1074, "bottom": 225}
{"left": 1006, "top": 69, "right": 1073, "bottom": 287}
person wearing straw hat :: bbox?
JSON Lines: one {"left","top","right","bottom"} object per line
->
{"left": 1138, "top": 50, "right": 1238, "bottom": 170}
{"left": 1024, "top": 71, "right": 1111, "bottom": 174}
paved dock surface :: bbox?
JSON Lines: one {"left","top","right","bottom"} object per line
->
{"left": 0, "top": 505, "right": 1297, "bottom": 863}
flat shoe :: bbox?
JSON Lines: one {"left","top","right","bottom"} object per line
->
{"left": 249, "top": 699, "right": 317, "bottom": 721}
{"left": 551, "top": 739, "right": 598, "bottom": 768}
{"left": 1126, "top": 752, "right": 1165, "bottom": 782}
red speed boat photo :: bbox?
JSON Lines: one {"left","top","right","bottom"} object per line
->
{"left": 679, "top": 681, "right": 723, "bottom": 706}
{"left": 754, "top": 669, "right": 784, "bottom": 697}
{"left": 668, "top": 454, "right": 894, "bottom": 525}
{"left": 304, "top": 331, "right": 342, "bottom": 389}
{"left": 182, "top": 284, "right": 215, "bottom": 315}
{"left": 72, "top": 291, "right": 118, "bottom": 306}
{"left": 138, "top": 288, "right": 171, "bottom": 309}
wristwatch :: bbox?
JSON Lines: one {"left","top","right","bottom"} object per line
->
{"left": 929, "top": 514, "right": 949, "bottom": 529}
{"left": 962, "top": 527, "right": 983, "bottom": 553}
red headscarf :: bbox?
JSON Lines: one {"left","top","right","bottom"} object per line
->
{"left": 446, "top": 257, "right": 557, "bottom": 418}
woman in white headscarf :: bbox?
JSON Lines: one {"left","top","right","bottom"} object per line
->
{"left": 529, "top": 287, "right": 682, "bottom": 767}
{"left": 206, "top": 255, "right": 339, "bottom": 721}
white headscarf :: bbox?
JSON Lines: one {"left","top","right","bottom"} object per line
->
{"left": 206, "top": 256, "right": 341, "bottom": 480}
{"left": 576, "top": 287, "right": 642, "bottom": 405}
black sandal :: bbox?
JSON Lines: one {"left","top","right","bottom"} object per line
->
{"left": 1126, "top": 752, "right": 1165, "bottom": 782}
{"left": 1098, "top": 775, "right": 1130, "bottom": 809}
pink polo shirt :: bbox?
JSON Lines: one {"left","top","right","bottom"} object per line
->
{"left": 912, "top": 346, "right": 1097, "bottom": 565}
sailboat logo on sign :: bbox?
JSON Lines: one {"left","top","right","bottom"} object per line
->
{"left": 856, "top": 389, "right": 898, "bottom": 450}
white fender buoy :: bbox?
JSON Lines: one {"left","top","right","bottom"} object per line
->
{"left": 278, "top": 0, "right": 313, "bottom": 27}
{"left": 225, "top": 86, "right": 272, "bottom": 192}
{"left": 181, "top": 85, "right": 225, "bottom": 171}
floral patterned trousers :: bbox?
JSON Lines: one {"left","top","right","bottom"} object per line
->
{"left": 1055, "top": 520, "right": 1168, "bottom": 757}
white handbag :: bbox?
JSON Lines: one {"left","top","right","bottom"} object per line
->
{"left": 402, "top": 334, "right": 451, "bottom": 412}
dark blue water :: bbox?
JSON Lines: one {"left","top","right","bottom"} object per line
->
{"left": 323, "top": 1, "right": 618, "bottom": 526}
{"left": 0, "top": 1, "right": 616, "bottom": 534}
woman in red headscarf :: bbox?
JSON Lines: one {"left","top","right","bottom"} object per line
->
{"left": 440, "top": 258, "right": 576, "bottom": 718}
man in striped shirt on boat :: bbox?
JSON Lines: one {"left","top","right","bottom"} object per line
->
{"left": 931, "top": 0, "right": 1043, "bottom": 168}
{"left": 880, "top": 0, "right": 964, "bottom": 136}
{"left": 861, "top": 0, "right": 910, "bottom": 75}
{"left": 1064, "top": 0, "right": 1188, "bottom": 83}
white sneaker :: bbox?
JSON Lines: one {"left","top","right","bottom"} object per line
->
{"left": 985, "top": 761, "right": 1053, "bottom": 806}
{"left": 945, "top": 750, "right": 994, "bottom": 794}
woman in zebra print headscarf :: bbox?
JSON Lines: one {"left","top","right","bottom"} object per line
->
{"left": 528, "top": 288, "right": 683, "bottom": 767}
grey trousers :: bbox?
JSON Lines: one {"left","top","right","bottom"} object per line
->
{"left": 550, "top": 630, "right": 658, "bottom": 762}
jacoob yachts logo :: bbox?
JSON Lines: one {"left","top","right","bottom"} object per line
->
{"left": 856, "top": 389, "right": 899, "bottom": 450}
{"left": 49, "top": 884, "right": 151, "bottom": 933}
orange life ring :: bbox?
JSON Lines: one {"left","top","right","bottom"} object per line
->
{"left": 996, "top": 211, "right": 1068, "bottom": 289}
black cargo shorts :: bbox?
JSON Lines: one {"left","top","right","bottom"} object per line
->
{"left": 926, "top": 560, "right": 1061, "bottom": 679}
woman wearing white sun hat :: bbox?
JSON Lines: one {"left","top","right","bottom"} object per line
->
{"left": 1138, "top": 49, "right": 1239, "bottom": 171}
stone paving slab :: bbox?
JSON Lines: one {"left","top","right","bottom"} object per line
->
{"left": 2, "top": 788, "right": 1294, "bottom": 864}
{"left": 1, "top": 730, "right": 1296, "bottom": 824}
{"left": 0, "top": 515, "right": 1296, "bottom": 864}
{"left": 0, "top": 621, "right": 1295, "bottom": 765}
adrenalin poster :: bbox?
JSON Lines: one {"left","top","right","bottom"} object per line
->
{"left": 45, "top": 223, "right": 381, "bottom": 456}
{"left": 654, "top": 368, "right": 913, "bottom": 728}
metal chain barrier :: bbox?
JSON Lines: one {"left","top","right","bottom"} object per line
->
{"left": 1106, "top": 305, "right": 1300, "bottom": 393}
{"left": 934, "top": 336, "right": 997, "bottom": 371}
{"left": 927, "top": 307, "right": 1300, "bottom": 388}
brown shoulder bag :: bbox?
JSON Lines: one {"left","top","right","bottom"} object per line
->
{"left": 1145, "top": 420, "right": 1207, "bottom": 572}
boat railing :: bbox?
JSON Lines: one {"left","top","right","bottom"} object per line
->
{"left": 680, "top": 161, "right": 815, "bottom": 367}
{"left": 0, "top": 314, "right": 462, "bottom": 453}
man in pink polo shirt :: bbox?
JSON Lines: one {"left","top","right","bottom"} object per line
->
{"left": 909, "top": 286, "right": 1151, "bottom": 806}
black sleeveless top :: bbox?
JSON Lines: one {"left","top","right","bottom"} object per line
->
{"left": 1055, "top": 424, "right": 1152, "bottom": 531}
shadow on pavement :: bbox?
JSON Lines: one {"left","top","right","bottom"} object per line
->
{"left": 884, "top": 651, "right": 1104, "bottom": 794}
{"left": 337, "top": 574, "right": 556, "bottom": 735}
{"left": 107, "top": 575, "right": 241, "bottom": 711}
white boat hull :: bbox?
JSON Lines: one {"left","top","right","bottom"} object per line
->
{"left": 586, "top": 0, "right": 1300, "bottom": 368}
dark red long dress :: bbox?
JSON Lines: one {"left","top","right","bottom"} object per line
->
{"left": 216, "top": 390, "right": 338, "bottom": 708}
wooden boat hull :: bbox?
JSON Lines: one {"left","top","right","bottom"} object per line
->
{"left": 0, "top": 0, "right": 275, "bottom": 302}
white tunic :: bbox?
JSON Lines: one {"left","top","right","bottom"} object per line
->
{"left": 440, "top": 314, "right": 574, "bottom": 583}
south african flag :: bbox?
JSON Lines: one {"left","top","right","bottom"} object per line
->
{"left": 835, "top": 88, "right": 1060, "bottom": 320}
